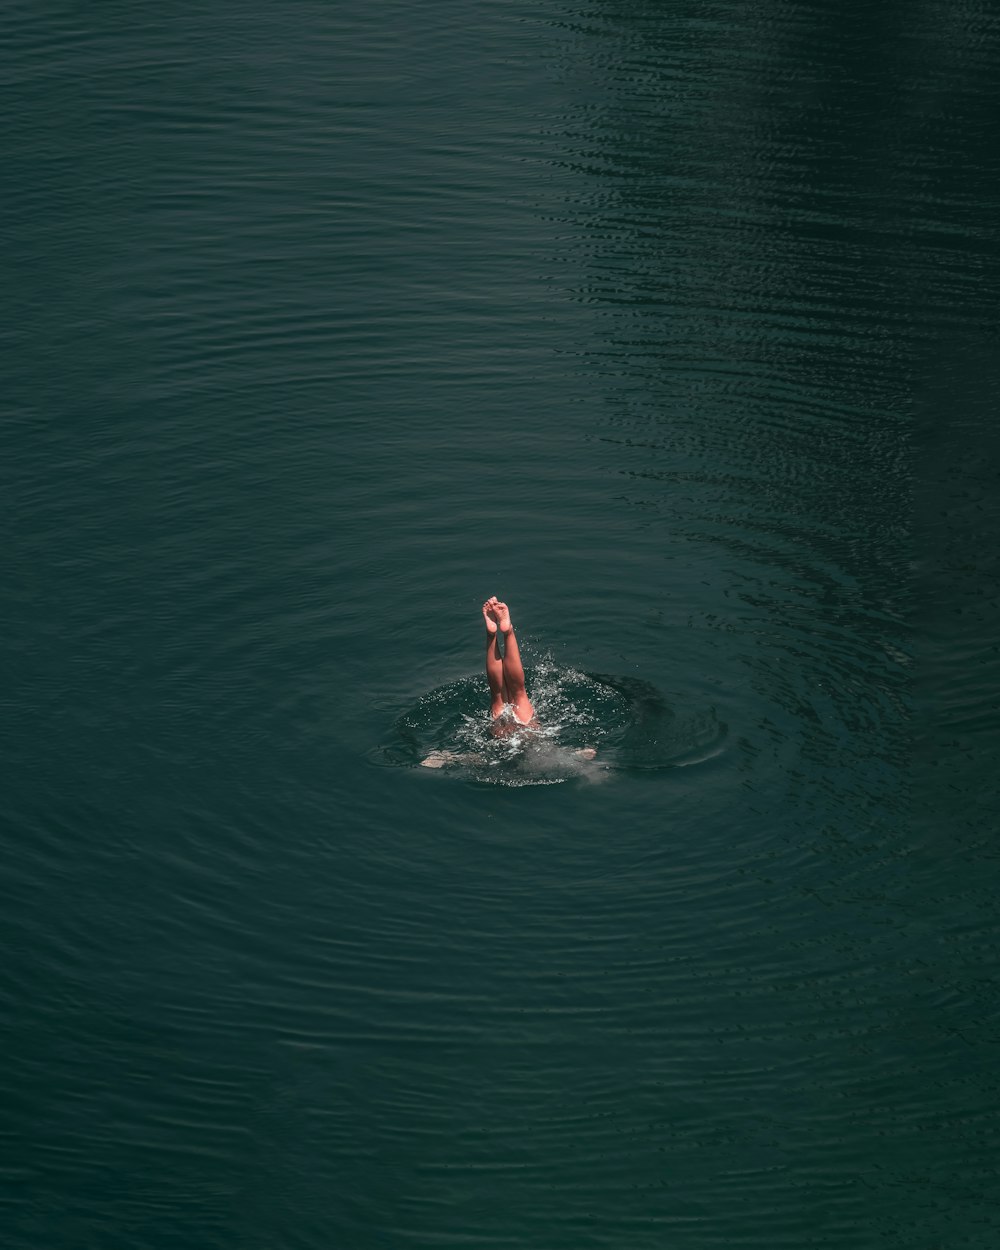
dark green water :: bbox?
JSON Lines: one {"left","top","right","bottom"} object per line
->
{"left": 5, "top": 2, "right": 999, "bottom": 1245}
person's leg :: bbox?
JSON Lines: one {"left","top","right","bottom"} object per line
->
{"left": 483, "top": 598, "right": 509, "bottom": 718}
{"left": 420, "top": 600, "right": 507, "bottom": 766}
{"left": 489, "top": 598, "right": 536, "bottom": 724}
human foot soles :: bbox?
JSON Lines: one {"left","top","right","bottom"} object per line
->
{"left": 489, "top": 598, "right": 513, "bottom": 633}
{"left": 482, "top": 600, "right": 498, "bottom": 634}
{"left": 574, "top": 747, "right": 597, "bottom": 760}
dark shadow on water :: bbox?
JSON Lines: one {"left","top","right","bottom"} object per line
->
{"left": 371, "top": 661, "right": 727, "bottom": 787}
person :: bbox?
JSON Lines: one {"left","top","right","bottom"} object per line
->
{"left": 482, "top": 595, "right": 537, "bottom": 735}
{"left": 420, "top": 597, "right": 596, "bottom": 768}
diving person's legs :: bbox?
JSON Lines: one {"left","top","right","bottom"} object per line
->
{"left": 419, "top": 601, "right": 507, "bottom": 766}
{"left": 488, "top": 597, "right": 536, "bottom": 725}
{"left": 483, "top": 598, "right": 510, "bottom": 717}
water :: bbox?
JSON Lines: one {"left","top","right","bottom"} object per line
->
{"left": 380, "top": 660, "right": 727, "bottom": 784}
{"left": 4, "top": 1, "right": 998, "bottom": 1245}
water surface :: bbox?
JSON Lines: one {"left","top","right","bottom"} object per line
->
{"left": 4, "top": 1, "right": 999, "bottom": 1246}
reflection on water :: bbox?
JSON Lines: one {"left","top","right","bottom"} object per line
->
{"left": 379, "top": 661, "right": 727, "bottom": 784}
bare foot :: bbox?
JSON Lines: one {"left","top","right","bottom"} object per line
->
{"left": 482, "top": 600, "right": 498, "bottom": 635}
{"left": 574, "top": 747, "right": 597, "bottom": 760}
{"left": 491, "top": 599, "right": 513, "bottom": 634}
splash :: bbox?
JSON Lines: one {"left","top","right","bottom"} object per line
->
{"left": 375, "top": 659, "right": 727, "bottom": 786}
